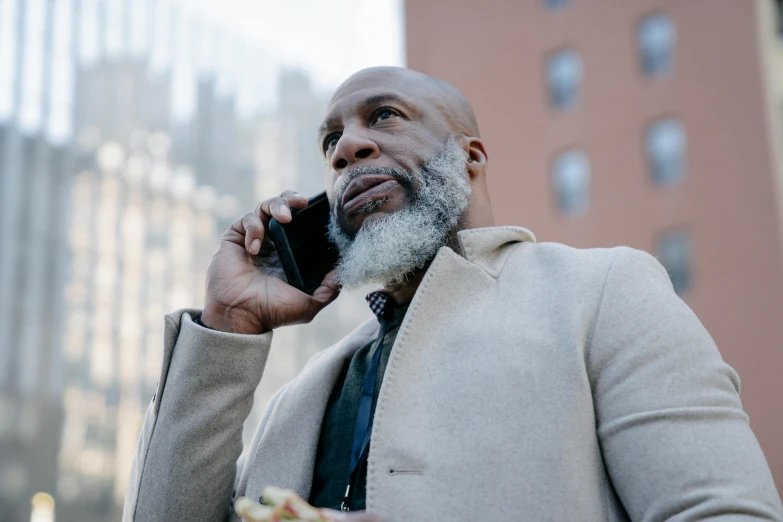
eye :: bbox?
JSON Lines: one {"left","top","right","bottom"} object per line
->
{"left": 373, "top": 107, "right": 398, "bottom": 123}
{"left": 323, "top": 133, "right": 341, "bottom": 153}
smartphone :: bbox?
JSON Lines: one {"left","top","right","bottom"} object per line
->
{"left": 268, "top": 191, "right": 340, "bottom": 295}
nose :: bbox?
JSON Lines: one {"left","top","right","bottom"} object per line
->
{"left": 330, "top": 129, "right": 380, "bottom": 172}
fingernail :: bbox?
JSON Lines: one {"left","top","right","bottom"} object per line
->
{"left": 250, "top": 239, "right": 261, "bottom": 254}
{"left": 280, "top": 205, "right": 291, "bottom": 218}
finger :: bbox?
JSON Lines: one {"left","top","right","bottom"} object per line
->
{"left": 258, "top": 191, "right": 309, "bottom": 224}
{"left": 280, "top": 190, "right": 308, "bottom": 209}
{"left": 241, "top": 211, "right": 267, "bottom": 255}
{"left": 308, "top": 270, "right": 341, "bottom": 315}
{"left": 259, "top": 196, "right": 293, "bottom": 223}
{"left": 225, "top": 212, "right": 265, "bottom": 255}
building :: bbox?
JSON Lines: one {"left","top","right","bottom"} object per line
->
{"left": 406, "top": 0, "right": 783, "bottom": 491}
{"left": 0, "top": 0, "right": 377, "bottom": 518}
{"left": 0, "top": 0, "right": 271, "bottom": 520}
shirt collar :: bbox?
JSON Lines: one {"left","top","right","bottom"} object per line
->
{"left": 365, "top": 291, "right": 391, "bottom": 321}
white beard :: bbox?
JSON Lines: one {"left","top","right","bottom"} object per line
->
{"left": 328, "top": 138, "right": 472, "bottom": 290}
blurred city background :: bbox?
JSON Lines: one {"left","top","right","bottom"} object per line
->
{"left": 0, "top": 0, "right": 781, "bottom": 520}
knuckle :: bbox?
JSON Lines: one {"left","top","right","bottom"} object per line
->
{"left": 259, "top": 199, "right": 273, "bottom": 213}
{"left": 263, "top": 197, "right": 281, "bottom": 213}
{"left": 222, "top": 229, "right": 242, "bottom": 243}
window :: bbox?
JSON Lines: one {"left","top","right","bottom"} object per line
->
{"left": 547, "top": 49, "right": 583, "bottom": 110}
{"left": 646, "top": 118, "right": 686, "bottom": 186}
{"left": 638, "top": 13, "right": 676, "bottom": 76}
{"left": 544, "top": 0, "right": 571, "bottom": 10}
{"left": 552, "top": 149, "right": 590, "bottom": 216}
{"left": 656, "top": 230, "right": 692, "bottom": 295}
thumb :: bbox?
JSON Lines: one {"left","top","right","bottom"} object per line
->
{"left": 310, "top": 270, "right": 341, "bottom": 309}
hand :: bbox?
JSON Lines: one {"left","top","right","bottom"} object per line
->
{"left": 201, "top": 191, "right": 340, "bottom": 334}
{"left": 234, "top": 492, "right": 383, "bottom": 522}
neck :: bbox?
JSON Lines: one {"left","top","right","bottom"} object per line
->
{"left": 383, "top": 268, "right": 427, "bottom": 306}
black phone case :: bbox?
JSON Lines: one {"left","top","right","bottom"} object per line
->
{"left": 268, "top": 192, "right": 336, "bottom": 295}
{"left": 268, "top": 217, "right": 306, "bottom": 292}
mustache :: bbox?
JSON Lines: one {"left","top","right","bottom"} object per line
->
{"left": 335, "top": 165, "right": 414, "bottom": 205}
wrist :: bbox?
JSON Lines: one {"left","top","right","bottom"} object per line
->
{"left": 201, "top": 304, "right": 267, "bottom": 335}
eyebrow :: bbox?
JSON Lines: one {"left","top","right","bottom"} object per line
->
{"left": 318, "top": 92, "right": 410, "bottom": 137}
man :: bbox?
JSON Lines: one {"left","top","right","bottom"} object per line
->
{"left": 123, "top": 67, "right": 783, "bottom": 522}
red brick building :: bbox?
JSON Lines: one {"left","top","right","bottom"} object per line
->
{"left": 406, "top": 0, "right": 783, "bottom": 490}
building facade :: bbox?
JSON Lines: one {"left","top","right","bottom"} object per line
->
{"left": 0, "top": 0, "right": 267, "bottom": 520}
{"left": 0, "top": 0, "right": 380, "bottom": 519}
{"left": 406, "top": 0, "right": 783, "bottom": 491}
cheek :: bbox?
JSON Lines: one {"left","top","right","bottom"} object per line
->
{"left": 382, "top": 141, "right": 429, "bottom": 172}
{"left": 325, "top": 170, "right": 340, "bottom": 201}
{"left": 384, "top": 129, "right": 442, "bottom": 166}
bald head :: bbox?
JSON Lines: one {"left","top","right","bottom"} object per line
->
{"left": 329, "top": 66, "right": 480, "bottom": 138}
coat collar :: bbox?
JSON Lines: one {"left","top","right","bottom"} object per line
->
{"left": 456, "top": 226, "right": 536, "bottom": 278}
{"left": 364, "top": 226, "right": 537, "bottom": 317}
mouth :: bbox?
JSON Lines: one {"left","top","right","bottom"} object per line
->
{"left": 342, "top": 175, "right": 400, "bottom": 215}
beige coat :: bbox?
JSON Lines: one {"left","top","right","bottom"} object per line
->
{"left": 123, "top": 226, "right": 783, "bottom": 522}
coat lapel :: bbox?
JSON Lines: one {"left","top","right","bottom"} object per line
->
{"left": 244, "top": 319, "right": 380, "bottom": 501}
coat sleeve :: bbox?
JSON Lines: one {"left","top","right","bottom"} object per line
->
{"left": 588, "top": 248, "right": 783, "bottom": 521}
{"left": 122, "top": 309, "right": 274, "bottom": 522}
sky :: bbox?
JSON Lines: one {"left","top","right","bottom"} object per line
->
{"left": 0, "top": 0, "right": 405, "bottom": 132}
{"left": 186, "top": 0, "right": 406, "bottom": 95}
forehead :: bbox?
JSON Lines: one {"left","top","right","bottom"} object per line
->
{"left": 320, "top": 72, "right": 439, "bottom": 130}
{"left": 331, "top": 68, "right": 429, "bottom": 107}
{"left": 321, "top": 88, "right": 411, "bottom": 125}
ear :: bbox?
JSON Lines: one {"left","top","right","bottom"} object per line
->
{"left": 463, "top": 137, "right": 488, "bottom": 179}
